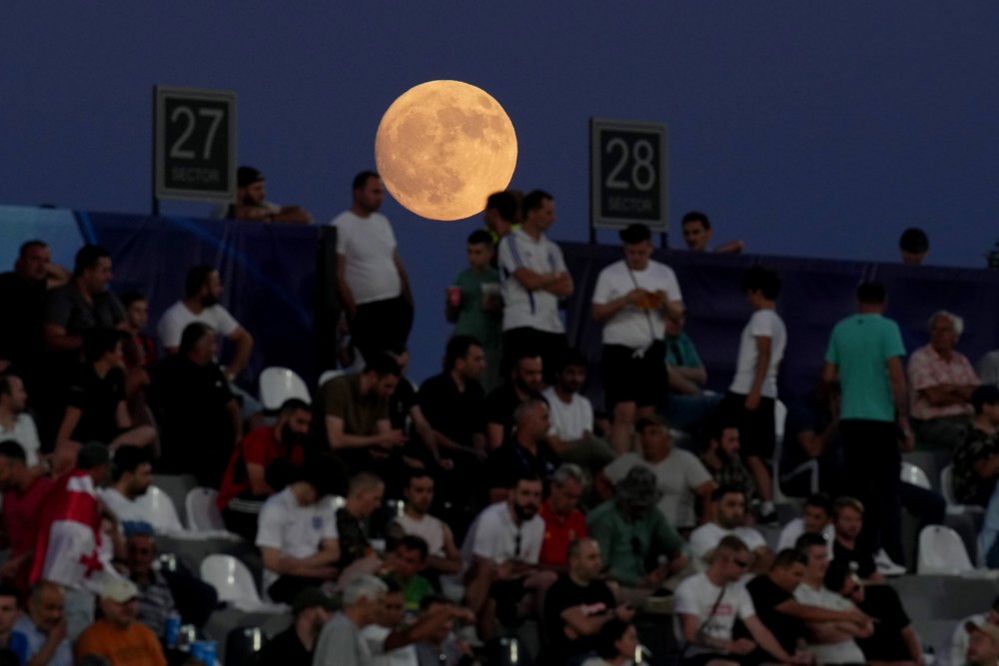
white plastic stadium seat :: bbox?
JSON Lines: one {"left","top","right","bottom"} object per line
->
{"left": 185, "top": 487, "right": 226, "bottom": 532}
{"left": 939, "top": 464, "right": 985, "bottom": 518}
{"left": 917, "top": 525, "right": 974, "bottom": 574}
{"left": 901, "top": 461, "right": 932, "bottom": 490}
{"left": 200, "top": 554, "right": 261, "bottom": 605}
{"left": 136, "top": 486, "right": 184, "bottom": 533}
{"left": 317, "top": 369, "right": 347, "bottom": 389}
{"left": 259, "top": 367, "right": 310, "bottom": 411}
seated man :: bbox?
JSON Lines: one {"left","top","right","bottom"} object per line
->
{"left": 0, "top": 441, "right": 53, "bottom": 595}
{"left": 486, "top": 399, "right": 560, "bottom": 502}
{"left": 256, "top": 587, "right": 335, "bottom": 666}
{"left": 604, "top": 415, "right": 716, "bottom": 531}
{"left": 700, "top": 422, "right": 756, "bottom": 504}
{"left": 674, "top": 535, "right": 798, "bottom": 665}
{"left": 413, "top": 596, "right": 475, "bottom": 666}
{"left": 358, "top": 580, "right": 418, "bottom": 664}
{"left": 964, "top": 620, "right": 999, "bottom": 666}
{"left": 485, "top": 351, "right": 545, "bottom": 450}
{"left": 388, "top": 471, "right": 462, "bottom": 579}
{"left": 949, "top": 595, "right": 999, "bottom": 666}
{"left": 680, "top": 211, "right": 744, "bottom": 254}
{"left": 381, "top": 535, "right": 434, "bottom": 613}
{"left": 587, "top": 467, "right": 687, "bottom": 602}
{"left": 217, "top": 397, "right": 310, "bottom": 540}
{"left": 543, "top": 538, "right": 634, "bottom": 665}
{"left": 122, "top": 522, "right": 177, "bottom": 641}
{"left": 256, "top": 463, "right": 340, "bottom": 604}
{"left": 953, "top": 385, "right": 999, "bottom": 507}
{"left": 98, "top": 447, "right": 183, "bottom": 534}
{"left": 907, "top": 310, "right": 980, "bottom": 451}
{"left": 334, "top": 472, "right": 386, "bottom": 586}
{"left": 781, "top": 381, "right": 849, "bottom": 498}
{"left": 75, "top": 578, "right": 167, "bottom": 665}
{"left": 0, "top": 373, "right": 42, "bottom": 467}
{"left": 832, "top": 497, "right": 885, "bottom": 581}
{"left": 538, "top": 464, "right": 588, "bottom": 570}
{"left": 793, "top": 533, "right": 872, "bottom": 665}
{"left": 542, "top": 349, "right": 615, "bottom": 473}
{"left": 225, "top": 165, "right": 312, "bottom": 224}
{"left": 690, "top": 485, "right": 772, "bottom": 573}
{"left": 463, "top": 473, "right": 554, "bottom": 640}
{"left": 664, "top": 312, "right": 724, "bottom": 432}
{"left": 10, "top": 581, "right": 72, "bottom": 666}
{"left": 777, "top": 493, "right": 835, "bottom": 551}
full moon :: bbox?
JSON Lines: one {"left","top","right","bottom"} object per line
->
{"left": 374, "top": 80, "right": 518, "bottom": 222}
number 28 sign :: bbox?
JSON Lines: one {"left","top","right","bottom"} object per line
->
{"left": 154, "top": 86, "right": 237, "bottom": 202}
{"left": 590, "top": 118, "right": 667, "bottom": 232}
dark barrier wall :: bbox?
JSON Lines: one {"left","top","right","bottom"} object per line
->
{"left": 561, "top": 242, "right": 999, "bottom": 410}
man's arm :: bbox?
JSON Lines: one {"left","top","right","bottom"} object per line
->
{"left": 226, "top": 399, "right": 242, "bottom": 443}
{"left": 55, "top": 406, "right": 82, "bottom": 448}
{"left": 225, "top": 327, "right": 254, "bottom": 380}
{"left": 42, "top": 323, "right": 82, "bottom": 352}
{"left": 887, "top": 356, "right": 913, "bottom": 449}
{"left": 745, "top": 336, "right": 772, "bottom": 411}
{"left": 742, "top": 615, "right": 793, "bottom": 663}
{"left": 901, "top": 625, "right": 925, "bottom": 665}
{"left": 325, "top": 415, "right": 401, "bottom": 450}
{"left": 335, "top": 253, "right": 357, "bottom": 319}
{"left": 245, "top": 462, "right": 272, "bottom": 496}
{"left": 695, "top": 480, "right": 717, "bottom": 523}
{"left": 393, "top": 250, "right": 413, "bottom": 305}
{"left": 384, "top": 605, "right": 476, "bottom": 650}
{"left": 260, "top": 542, "right": 340, "bottom": 578}
{"left": 774, "top": 598, "right": 869, "bottom": 625}
{"left": 592, "top": 289, "right": 644, "bottom": 323}
{"left": 425, "top": 523, "right": 463, "bottom": 575}
{"left": 486, "top": 422, "right": 505, "bottom": 450}
{"left": 114, "top": 399, "right": 132, "bottom": 430}
{"left": 46, "top": 263, "right": 70, "bottom": 289}
{"left": 511, "top": 267, "right": 572, "bottom": 295}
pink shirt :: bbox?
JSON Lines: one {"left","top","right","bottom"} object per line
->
{"left": 907, "top": 344, "right": 979, "bottom": 420}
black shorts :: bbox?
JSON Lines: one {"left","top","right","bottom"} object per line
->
{"left": 490, "top": 578, "right": 528, "bottom": 627}
{"left": 721, "top": 391, "right": 776, "bottom": 460}
{"left": 602, "top": 341, "right": 667, "bottom": 410}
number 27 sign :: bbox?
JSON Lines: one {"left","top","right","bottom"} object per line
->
{"left": 590, "top": 118, "right": 667, "bottom": 232}
{"left": 154, "top": 86, "right": 237, "bottom": 203}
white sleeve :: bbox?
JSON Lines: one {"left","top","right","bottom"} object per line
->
{"left": 382, "top": 217, "right": 398, "bottom": 252}
{"left": 255, "top": 502, "right": 284, "bottom": 550}
{"left": 672, "top": 579, "right": 699, "bottom": 616}
{"left": 581, "top": 396, "right": 594, "bottom": 432}
{"left": 522, "top": 522, "right": 543, "bottom": 565}
{"left": 334, "top": 215, "right": 349, "bottom": 254}
{"left": 157, "top": 307, "right": 184, "bottom": 349}
{"left": 777, "top": 522, "right": 798, "bottom": 552}
{"left": 603, "top": 454, "right": 637, "bottom": 485}
{"left": 323, "top": 508, "right": 339, "bottom": 541}
{"left": 498, "top": 237, "right": 518, "bottom": 276}
{"left": 209, "top": 305, "right": 241, "bottom": 338}
{"left": 18, "top": 417, "right": 41, "bottom": 466}
{"left": 664, "top": 268, "right": 683, "bottom": 303}
{"left": 471, "top": 513, "right": 500, "bottom": 562}
{"left": 749, "top": 311, "right": 776, "bottom": 338}
{"left": 591, "top": 267, "right": 614, "bottom": 305}
{"left": 551, "top": 243, "right": 567, "bottom": 273}
{"left": 688, "top": 525, "right": 716, "bottom": 559}
{"left": 736, "top": 585, "right": 756, "bottom": 620}
{"left": 682, "top": 452, "right": 712, "bottom": 490}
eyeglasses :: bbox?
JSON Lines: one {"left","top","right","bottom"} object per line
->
{"left": 733, "top": 559, "right": 751, "bottom": 569}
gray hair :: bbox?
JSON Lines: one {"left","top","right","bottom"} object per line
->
{"left": 552, "top": 463, "right": 584, "bottom": 487}
{"left": 929, "top": 310, "right": 964, "bottom": 336}
{"left": 343, "top": 574, "right": 388, "bottom": 607}
{"left": 513, "top": 398, "right": 547, "bottom": 425}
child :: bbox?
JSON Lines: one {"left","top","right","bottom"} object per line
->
{"left": 446, "top": 230, "right": 502, "bottom": 392}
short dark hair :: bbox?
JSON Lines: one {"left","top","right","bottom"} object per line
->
{"left": 73, "top": 245, "right": 110, "bottom": 277}
{"left": 712, "top": 484, "right": 744, "bottom": 503}
{"left": 509, "top": 471, "right": 542, "bottom": 490}
{"left": 419, "top": 594, "right": 450, "bottom": 612}
{"left": 0, "top": 375, "right": 19, "bottom": 398}
{"left": 179, "top": 322, "right": 215, "bottom": 356}
{"left": 619, "top": 223, "right": 651, "bottom": 244}
{"left": 77, "top": 443, "right": 110, "bottom": 470}
{"left": 0, "top": 440, "right": 26, "bottom": 463}
{"left": 184, "top": 265, "right": 216, "bottom": 299}
{"left": 0, "top": 584, "right": 18, "bottom": 603}
{"left": 635, "top": 415, "right": 666, "bottom": 434}
{"left": 120, "top": 291, "right": 146, "bottom": 309}
{"left": 742, "top": 266, "right": 781, "bottom": 300}
{"left": 404, "top": 469, "right": 434, "bottom": 489}
{"left": 772, "top": 548, "right": 808, "bottom": 570}
{"left": 795, "top": 532, "right": 828, "bottom": 553}
{"left": 352, "top": 171, "right": 379, "bottom": 191}
{"left": 972, "top": 385, "right": 999, "bottom": 414}
{"left": 299, "top": 457, "right": 340, "bottom": 499}
{"left": 485, "top": 191, "right": 519, "bottom": 222}
{"left": 706, "top": 420, "right": 739, "bottom": 446}
{"left": 805, "top": 492, "right": 834, "bottom": 516}
{"left": 82, "top": 328, "right": 125, "bottom": 364}
{"left": 111, "top": 446, "right": 152, "bottom": 482}
{"left": 521, "top": 189, "right": 552, "bottom": 216}
{"left": 856, "top": 282, "right": 886, "bottom": 305}
{"left": 237, "top": 166, "right": 264, "bottom": 188}
{"left": 467, "top": 229, "right": 494, "bottom": 247}
{"left": 444, "top": 335, "right": 482, "bottom": 371}
{"left": 18, "top": 240, "right": 47, "bottom": 258}
{"left": 682, "top": 211, "right": 711, "bottom": 229}
{"left": 899, "top": 227, "right": 929, "bottom": 253}
{"left": 556, "top": 348, "right": 588, "bottom": 374}
{"left": 279, "top": 398, "right": 311, "bottom": 416}
{"left": 363, "top": 353, "right": 401, "bottom": 378}
{"left": 396, "top": 535, "right": 429, "bottom": 561}
{"left": 594, "top": 619, "right": 633, "bottom": 660}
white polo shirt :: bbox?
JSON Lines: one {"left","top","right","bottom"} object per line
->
{"left": 157, "top": 300, "right": 241, "bottom": 349}
{"left": 592, "top": 259, "right": 682, "bottom": 348}
{"left": 332, "top": 210, "right": 401, "bottom": 304}
{"left": 497, "top": 229, "right": 567, "bottom": 333}
{"left": 467, "top": 501, "right": 544, "bottom": 565}
{"left": 256, "top": 488, "right": 338, "bottom": 590}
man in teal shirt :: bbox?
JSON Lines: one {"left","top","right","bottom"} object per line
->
{"left": 822, "top": 282, "right": 911, "bottom": 566}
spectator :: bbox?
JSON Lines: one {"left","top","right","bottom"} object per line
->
{"left": 699, "top": 422, "right": 756, "bottom": 503}
{"left": 413, "top": 596, "right": 473, "bottom": 666}
{"left": 586, "top": 467, "right": 687, "bottom": 600}
{"left": 122, "top": 522, "right": 176, "bottom": 640}
{"left": 722, "top": 266, "right": 786, "bottom": 523}
{"left": 256, "top": 462, "right": 340, "bottom": 604}
{"left": 447, "top": 230, "right": 502, "bottom": 392}
{"left": 823, "top": 282, "right": 909, "bottom": 567}
{"left": 0, "top": 441, "right": 53, "bottom": 593}
{"left": 542, "top": 349, "right": 614, "bottom": 473}
{"left": 964, "top": 621, "right": 999, "bottom": 666}
{"left": 389, "top": 471, "right": 462, "bottom": 578}
{"left": 53, "top": 329, "right": 156, "bottom": 472}
{"left": 217, "top": 397, "right": 310, "bottom": 540}
{"left": 156, "top": 265, "right": 255, "bottom": 382}
{"left": 149, "top": 322, "right": 240, "bottom": 485}
{"left": 119, "top": 291, "right": 155, "bottom": 369}
{"left": 485, "top": 399, "right": 560, "bottom": 501}
{"left": 9, "top": 581, "right": 72, "bottom": 666}
{"left": 485, "top": 351, "right": 544, "bottom": 449}
{"left": 680, "top": 211, "right": 744, "bottom": 254}
{"left": 463, "top": 473, "right": 554, "bottom": 639}
{"left": 498, "top": 189, "right": 573, "bottom": 382}
{"left": 592, "top": 223, "right": 683, "bottom": 453}
{"left": 538, "top": 464, "right": 588, "bottom": 570}
{"left": 384, "top": 348, "right": 440, "bottom": 478}
{"left": 689, "top": 486, "right": 772, "bottom": 573}
{"left": 382, "top": 535, "right": 434, "bottom": 612}
{"left": 334, "top": 473, "right": 386, "bottom": 583}
{"left": 225, "top": 165, "right": 312, "bottom": 224}
{"left": 483, "top": 190, "right": 521, "bottom": 244}
{"left": 543, "top": 538, "right": 634, "bottom": 665}
{"left": 0, "top": 373, "right": 42, "bottom": 467}
{"left": 831, "top": 497, "right": 888, "bottom": 581}
{"left": 318, "top": 354, "right": 405, "bottom": 478}
{"left": 332, "top": 170, "right": 413, "bottom": 361}
{"left": 899, "top": 227, "right": 930, "bottom": 265}
{"left": 359, "top": 580, "right": 419, "bottom": 665}
{"left": 780, "top": 382, "right": 848, "bottom": 498}
{"left": 256, "top": 587, "right": 335, "bottom": 666}
{"left": 582, "top": 618, "right": 640, "bottom": 666}
{"left": 824, "top": 563, "right": 922, "bottom": 664}
{"left": 75, "top": 578, "right": 166, "bottom": 666}
{"left": 793, "top": 533, "right": 871, "bottom": 665}
{"left": 664, "top": 312, "right": 723, "bottom": 432}
{"left": 674, "top": 535, "right": 797, "bottom": 665}
{"left": 603, "top": 415, "right": 716, "bottom": 530}
{"left": 907, "top": 310, "right": 980, "bottom": 451}
{"left": 98, "top": 447, "right": 184, "bottom": 534}
{"left": 777, "top": 493, "right": 835, "bottom": 551}
{"left": 949, "top": 596, "right": 999, "bottom": 666}
{"left": 313, "top": 575, "right": 388, "bottom": 666}
{"left": 953, "top": 385, "right": 999, "bottom": 507}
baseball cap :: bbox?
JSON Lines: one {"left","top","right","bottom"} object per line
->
{"left": 292, "top": 587, "right": 337, "bottom": 616}
{"left": 966, "top": 620, "right": 999, "bottom": 644}
{"left": 237, "top": 166, "right": 264, "bottom": 188}
{"left": 101, "top": 577, "right": 139, "bottom": 603}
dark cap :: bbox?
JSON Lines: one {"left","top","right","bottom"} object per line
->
{"left": 619, "top": 223, "right": 651, "bottom": 245}
{"left": 292, "top": 587, "right": 337, "bottom": 615}
{"left": 237, "top": 166, "right": 264, "bottom": 188}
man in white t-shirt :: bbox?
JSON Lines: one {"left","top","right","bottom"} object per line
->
{"left": 0, "top": 373, "right": 41, "bottom": 467}
{"left": 689, "top": 486, "right": 773, "bottom": 573}
{"left": 98, "top": 447, "right": 183, "bottom": 535}
{"left": 723, "top": 266, "right": 787, "bottom": 523}
{"left": 777, "top": 493, "right": 835, "bottom": 552}
{"left": 157, "top": 265, "right": 254, "bottom": 382}
{"left": 603, "top": 415, "right": 715, "bottom": 530}
{"left": 256, "top": 465, "right": 340, "bottom": 604}
{"left": 463, "top": 473, "right": 555, "bottom": 639}
{"left": 675, "top": 535, "right": 799, "bottom": 664}
{"left": 497, "top": 189, "right": 573, "bottom": 383}
{"left": 592, "top": 223, "right": 683, "bottom": 454}
{"left": 389, "top": 471, "right": 462, "bottom": 578}
{"left": 331, "top": 171, "right": 413, "bottom": 361}
{"left": 542, "top": 348, "right": 615, "bottom": 473}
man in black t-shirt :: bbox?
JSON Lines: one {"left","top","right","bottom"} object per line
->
{"left": 486, "top": 399, "right": 560, "bottom": 501}
{"left": 485, "top": 351, "right": 545, "bottom": 449}
{"left": 543, "top": 538, "right": 633, "bottom": 665}
{"left": 256, "top": 587, "right": 335, "bottom": 666}
{"left": 832, "top": 497, "right": 882, "bottom": 581}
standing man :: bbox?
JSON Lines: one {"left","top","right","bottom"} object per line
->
{"left": 592, "top": 223, "right": 683, "bottom": 453}
{"left": 823, "top": 282, "right": 909, "bottom": 567}
{"left": 332, "top": 171, "right": 413, "bottom": 361}
{"left": 497, "top": 189, "right": 573, "bottom": 381}
{"left": 680, "top": 211, "right": 744, "bottom": 254}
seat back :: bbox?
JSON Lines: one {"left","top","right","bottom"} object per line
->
{"left": 917, "top": 525, "right": 974, "bottom": 574}
{"left": 901, "top": 461, "right": 932, "bottom": 490}
{"left": 186, "top": 487, "right": 225, "bottom": 531}
{"left": 940, "top": 465, "right": 957, "bottom": 505}
{"left": 259, "top": 367, "right": 310, "bottom": 412}
{"left": 136, "top": 486, "right": 184, "bottom": 533}
{"left": 317, "top": 369, "right": 347, "bottom": 390}
{"left": 200, "top": 554, "right": 261, "bottom": 604}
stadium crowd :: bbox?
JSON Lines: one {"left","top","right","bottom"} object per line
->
{"left": 0, "top": 169, "right": 997, "bottom": 666}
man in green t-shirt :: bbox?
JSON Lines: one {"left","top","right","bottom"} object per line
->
{"left": 383, "top": 535, "right": 434, "bottom": 612}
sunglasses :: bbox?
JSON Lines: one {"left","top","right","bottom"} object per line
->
{"left": 733, "top": 559, "right": 751, "bottom": 569}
